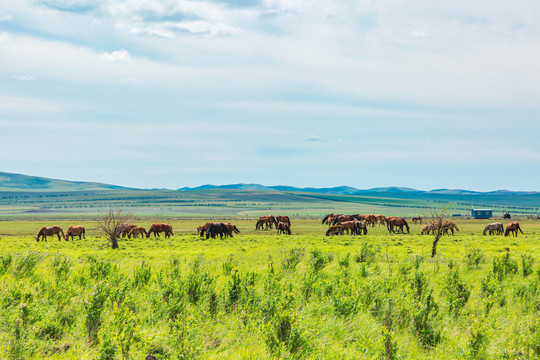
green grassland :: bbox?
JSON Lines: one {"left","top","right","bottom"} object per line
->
{"left": 1, "top": 219, "right": 540, "bottom": 359}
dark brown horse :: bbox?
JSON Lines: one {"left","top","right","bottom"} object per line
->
{"left": 147, "top": 223, "right": 174, "bottom": 238}
{"left": 198, "top": 222, "right": 212, "bottom": 236}
{"left": 354, "top": 221, "right": 368, "bottom": 235}
{"left": 334, "top": 215, "right": 355, "bottom": 225}
{"left": 412, "top": 217, "right": 423, "bottom": 224}
{"left": 36, "top": 226, "right": 64, "bottom": 242}
{"left": 65, "top": 225, "right": 85, "bottom": 240}
{"left": 505, "top": 222, "right": 524, "bottom": 237}
{"left": 128, "top": 227, "right": 147, "bottom": 239}
{"left": 326, "top": 225, "right": 344, "bottom": 236}
{"left": 322, "top": 214, "right": 341, "bottom": 225}
{"left": 256, "top": 216, "right": 277, "bottom": 230}
{"left": 277, "top": 222, "right": 291, "bottom": 235}
{"left": 387, "top": 218, "right": 410, "bottom": 233}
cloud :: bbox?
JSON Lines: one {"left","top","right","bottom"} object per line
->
{"left": 100, "top": 48, "right": 131, "bottom": 63}
{"left": 12, "top": 74, "right": 35, "bottom": 81}
{"left": 0, "top": 32, "right": 12, "bottom": 43}
{"left": 306, "top": 135, "right": 325, "bottom": 142}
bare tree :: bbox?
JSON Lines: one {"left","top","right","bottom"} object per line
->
{"left": 96, "top": 209, "right": 131, "bottom": 249}
{"left": 426, "top": 205, "right": 452, "bottom": 258}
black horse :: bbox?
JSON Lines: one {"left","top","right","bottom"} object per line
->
{"left": 206, "top": 223, "right": 232, "bottom": 239}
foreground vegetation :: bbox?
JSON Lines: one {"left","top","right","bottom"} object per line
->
{"left": 1, "top": 219, "right": 540, "bottom": 359}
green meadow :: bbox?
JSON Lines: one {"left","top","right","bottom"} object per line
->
{"left": 1, "top": 219, "right": 540, "bottom": 359}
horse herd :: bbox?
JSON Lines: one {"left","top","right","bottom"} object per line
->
{"left": 34, "top": 223, "right": 174, "bottom": 242}
{"left": 32, "top": 216, "right": 527, "bottom": 242}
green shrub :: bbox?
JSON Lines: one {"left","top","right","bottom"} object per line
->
{"left": 12, "top": 251, "right": 42, "bottom": 278}
{"left": 132, "top": 261, "right": 152, "bottom": 288}
{"left": 282, "top": 248, "right": 305, "bottom": 271}
{"left": 443, "top": 267, "right": 470, "bottom": 316}
{"left": 464, "top": 248, "right": 485, "bottom": 269}
{"left": 521, "top": 254, "right": 535, "bottom": 277}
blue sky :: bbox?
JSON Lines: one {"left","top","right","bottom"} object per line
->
{"left": 1, "top": 0, "right": 539, "bottom": 191}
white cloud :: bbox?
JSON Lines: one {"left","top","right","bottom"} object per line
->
{"left": 100, "top": 48, "right": 131, "bottom": 63}
{"left": 0, "top": 32, "right": 12, "bottom": 43}
{"left": 12, "top": 74, "right": 35, "bottom": 81}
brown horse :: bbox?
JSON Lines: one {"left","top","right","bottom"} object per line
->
{"left": 257, "top": 216, "right": 277, "bottom": 230}
{"left": 276, "top": 215, "right": 291, "bottom": 227}
{"left": 420, "top": 224, "right": 433, "bottom": 235}
{"left": 412, "top": 217, "right": 423, "bottom": 224}
{"left": 65, "top": 225, "right": 85, "bottom": 240}
{"left": 337, "top": 221, "right": 357, "bottom": 235}
{"left": 322, "top": 214, "right": 341, "bottom": 225}
{"left": 441, "top": 221, "right": 459, "bottom": 235}
{"left": 354, "top": 221, "right": 368, "bottom": 235}
{"left": 225, "top": 223, "right": 240, "bottom": 235}
{"left": 128, "top": 227, "right": 147, "bottom": 239}
{"left": 363, "top": 215, "right": 378, "bottom": 227}
{"left": 387, "top": 218, "right": 410, "bottom": 233}
{"left": 334, "top": 215, "right": 355, "bottom": 225}
{"left": 373, "top": 215, "right": 386, "bottom": 226}
{"left": 326, "top": 225, "right": 344, "bottom": 236}
{"left": 277, "top": 222, "right": 291, "bottom": 235}
{"left": 115, "top": 223, "right": 137, "bottom": 238}
{"left": 147, "top": 223, "right": 174, "bottom": 238}
{"left": 198, "top": 222, "right": 212, "bottom": 236}
{"left": 36, "top": 226, "right": 64, "bottom": 242}
{"left": 505, "top": 222, "right": 524, "bottom": 237}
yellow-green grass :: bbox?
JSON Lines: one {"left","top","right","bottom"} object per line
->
{"left": 1, "top": 219, "right": 540, "bottom": 359}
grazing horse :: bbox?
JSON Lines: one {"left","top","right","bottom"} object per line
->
{"left": 441, "top": 221, "right": 459, "bottom": 235}
{"left": 206, "top": 223, "right": 232, "bottom": 239}
{"left": 225, "top": 223, "right": 240, "bottom": 236}
{"left": 326, "top": 225, "right": 344, "bottom": 236}
{"left": 420, "top": 224, "right": 433, "bottom": 235}
{"left": 334, "top": 215, "right": 355, "bottom": 225}
{"left": 363, "top": 215, "right": 378, "bottom": 227}
{"left": 322, "top": 214, "right": 341, "bottom": 225}
{"left": 483, "top": 223, "right": 503, "bottom": 236}
{"left": 412, "top": 217, "right": 423, "bottom": 224}
{"left": 147, "top": 223, "right": 174, "bottom": 238}
{"left": 128, "top": 227, "right": 147, "bottom": 239}
{"left": 65, "top": 225, "right": 85, "bottom": 240}
{"left": 337, "top": 221, "right": 357, "bottom": 235}
{"left": 505, "top": 222, "right": 524, "bottom": 237}
{"left": 198, "top": 223, "right": 211, "bottom": 237}
{"left": 388, "top": 218, "right": 410, "bottom": 233}
{"left": 276, "top": 215, "right": 291, "bottom": 227}
{"left": 354, "top": 221, "right": 368, "bottom": 235}
{"left": 36, "top": 226, "right": 64, "bottom": 242}
{"left": 256, "top": 216, "right": 277, "bottom": 230}
{"left": 374, "top": 215, "right": 386, "bottom": 226}
{"left": 277, "top": 222, "right": 292, "bottom": 235}
{"left": 115, "top": 223, "right": 137, "bottom": 238}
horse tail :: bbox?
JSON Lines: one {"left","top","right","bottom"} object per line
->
{"left": 404, "top": 220, "right": 410, "bottom": 233}
{"left": 234, "top": 225, "right": 240, "bottom": 233}
{"left": 322, "top": 215, "right": 329, "bottom": 224}
{"left": 518, "top": 224, "right": 524, "bottom": 234}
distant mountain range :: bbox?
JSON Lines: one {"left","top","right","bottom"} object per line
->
{"left": 177, "top": 183, "right": 540, "bottom": 196}
{"left": 0, "top": 171, "right": 538, "bottom": 195}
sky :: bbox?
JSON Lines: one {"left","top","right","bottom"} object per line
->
{"left": 1, "top": 0, "right": 539, "bottom": 191}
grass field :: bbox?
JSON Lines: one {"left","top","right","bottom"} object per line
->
{"left": 1, "top": 218, "right": 540, "bottom": 359}
{"left": 1, "top": 188, "right": 539, "bottom": 220}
